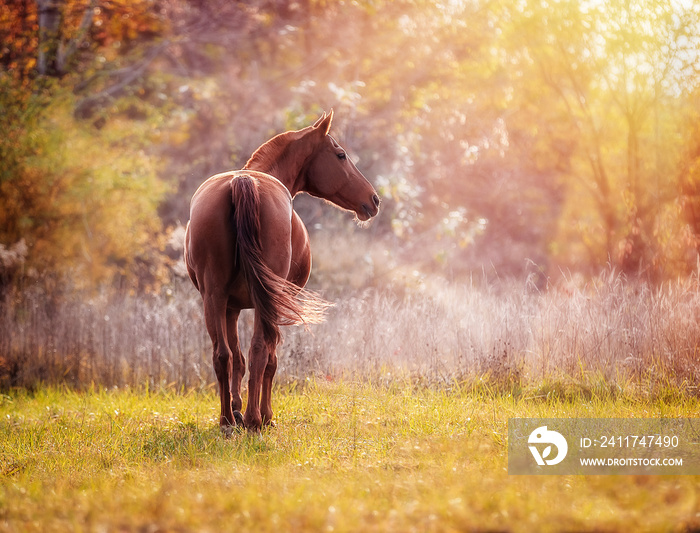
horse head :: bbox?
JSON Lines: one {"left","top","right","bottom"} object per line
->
{"left": 302, "top": 111, "right": 380, "bottom": 222}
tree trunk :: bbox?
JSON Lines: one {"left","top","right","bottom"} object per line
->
{"left": 37, "top": 0, "right": 64, "bottom": 76}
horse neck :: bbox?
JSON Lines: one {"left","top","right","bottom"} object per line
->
{"left": 244, "top": 135, "right": 312, "bottom": 197}
{"left": 247, "top": 160, "right": 302, "bottom": 196}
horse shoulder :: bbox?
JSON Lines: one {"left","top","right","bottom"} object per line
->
{"left": 288, "top": 210, "right": 312, "bottom": 288}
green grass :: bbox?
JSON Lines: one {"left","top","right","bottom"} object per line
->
{"left": 1, "top": 380, "right": 699, "bottom": 532}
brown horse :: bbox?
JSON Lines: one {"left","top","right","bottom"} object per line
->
{"left": 184, "top": 111, "right": 380, "bottom": 433}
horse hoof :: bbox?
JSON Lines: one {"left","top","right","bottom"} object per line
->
{"left": 233, "top": 410, "right": 244, "bottom": 427}
{"left": 221, "top": 425, "right": 234, "bottom": 439}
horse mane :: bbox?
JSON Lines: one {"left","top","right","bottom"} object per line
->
{"left": 244, "top": 128, "right": 311, "bottom": 171}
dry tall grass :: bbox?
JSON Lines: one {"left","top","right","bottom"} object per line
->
{"left": 282, "top": 273, "right": 700, "bottom": 390}
{"left": 2, "top": 270, "right": 699, "bottom": 392}
{"left": 0, "top": 284, "right": 209, "bottom": 390}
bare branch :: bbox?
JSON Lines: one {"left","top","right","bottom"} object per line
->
{"left": 57, "top": 0, "right": 98, "bottom": 75}
{"left": 74, "top": 41, "right": 170, "bottom": 118}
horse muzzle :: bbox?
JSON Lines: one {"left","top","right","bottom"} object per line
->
{"left": 359, "top": 194, "right": 381, "bottom": 221}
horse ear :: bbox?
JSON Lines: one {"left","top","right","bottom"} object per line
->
{"left": 313, "top": 109, "right": 333, "bottom": 136}
{"left": 312, "top": 112, "right": 326, "bottom": 128}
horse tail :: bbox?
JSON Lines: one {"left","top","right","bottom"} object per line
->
{"left": 231, "top": 175, "right": 330, "bottom": 346}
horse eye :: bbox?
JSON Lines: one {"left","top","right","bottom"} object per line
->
{"left": 337, "top": 152, "right": 347, "bottom": 161}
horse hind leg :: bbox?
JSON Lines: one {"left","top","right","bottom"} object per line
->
{"left": 243, "top": 313, "right": 276, "bottom": 432}
{"left": 203, "top": 295, "right": 236, "bottom": 435}
{"left": 261, "top": 344, "right": 277, "bottom": 427}
{"left": 226, "top": 307, "right": 245, "bottom": 427}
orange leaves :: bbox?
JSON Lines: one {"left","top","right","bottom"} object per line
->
{"left": 90, "top": 0, "right": 166, "bottom": 49}
{"left": 0, "top": 0, "right": 39, "bottom": 84}
{"left": 1, "top": 0, "right": 167, "bottom": 81}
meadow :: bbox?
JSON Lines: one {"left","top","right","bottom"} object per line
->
{"left": 2, "top": 271, "right": 700, "bottom": 531}
{"left": 1, "top": 381, "right": 700, "bottom": 532}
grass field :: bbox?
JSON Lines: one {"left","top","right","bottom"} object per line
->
{"left": 2, "top": 274, "right": 700, "bottom": 530}
{"left": 2, "top": 380, "right": 700, "bottom": 532}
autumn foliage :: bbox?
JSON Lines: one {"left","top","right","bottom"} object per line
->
{"left": 1, "top": 0, "right": 700, "bottom": 291}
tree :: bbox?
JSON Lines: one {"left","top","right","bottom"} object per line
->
{"left": 3, "top": 0, "right": 700, "bottom": 290}
{"left": 0, "top": 0, "right": 170, "bottom": 289}
{"left": 504, "top": 0, "right": 700, "bottom": 279}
